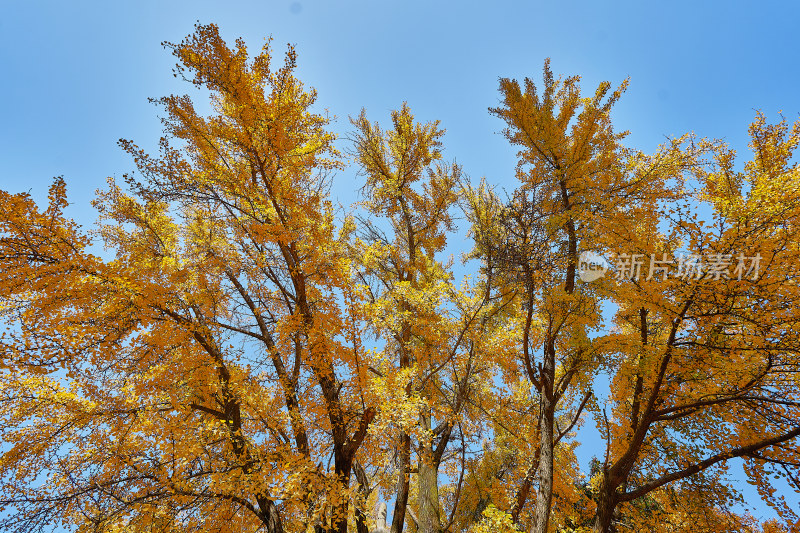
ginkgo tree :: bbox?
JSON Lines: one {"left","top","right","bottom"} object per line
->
{"left": 1, "top": 23, "right": 376, "bottom": 533}
{"left": 349, "top": 103, "right": 510, "bottom": 533}
{"left": 585, "top": 112, "right": 800, "bottom": 533}
{"left": 464, "top": 61, "right": 634, "bottom": 533}
{"left": 464, "top": 62, "right": 800, "bottom": 533}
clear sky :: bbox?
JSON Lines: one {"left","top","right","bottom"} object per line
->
{"left": 2, "top": 0, "right": 799, "bottom": 525}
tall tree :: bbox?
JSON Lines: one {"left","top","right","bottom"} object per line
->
{"left": 477, "top": 60, "right": 800, "bottom": 533}
{"left": 589, "top": 112, "right": 800, "bottom": 532}
{"left": 478, "top": 59, "right": 630, "bottom": 533}
{"left": 350, "top": 104, "right": 498, "bottom": 533}
{"left": 0, "top": 24, "right": 375, "bottom": 533}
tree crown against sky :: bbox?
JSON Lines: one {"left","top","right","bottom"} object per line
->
{"left": 1, "top": 21, "right": 800, "bottom": 533}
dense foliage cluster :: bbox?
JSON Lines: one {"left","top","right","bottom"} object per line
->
{"left": 2, "top": 24, "right": 799, "bottom": 533}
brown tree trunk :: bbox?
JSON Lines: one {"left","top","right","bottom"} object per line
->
{"left": 417, "top": 458, "right": 441, "bottom": 533}
{"left": 417, "top": 412, "right": 442, "bottom": 533}
{"left": 329, "top": 448, "right": 353, "bottom": 533}
{"left": 256, "top": 496, "right": 284, "bottom": 533}
{"left": 592, "top": 477, "right": 617, "bottom": 533}
{"left": 391, "top": 432, "right": 412, "bottom": 533}
{"left": 353, "top": 461, "right": 371, "bottom": 533}
{"left": 532, "top": 340, "right": 556, "bottom": 533}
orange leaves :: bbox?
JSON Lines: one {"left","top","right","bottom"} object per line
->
{"left": 3, "top": 24, "right": 800, "bottom": 533}
{"left": 157, "top": 23, "right": 341, "bottom": 204}
{"left": 0, "top": 178, "right": 92, "bottom": 268}
{"left": 490, "top": 59, "right": 628, "bottom": 199}
{"left": 351, "top": 103, "right": 460, "bottom": 255}
{"left": 0, "top": 23, "right": 372, "bottom": 533}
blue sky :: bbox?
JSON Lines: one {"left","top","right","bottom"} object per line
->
{"left": 2, "top": 0, "right": 799, "bottom": 525}
{"left": 3, "top": 1, "right": 799, "bottom": 214}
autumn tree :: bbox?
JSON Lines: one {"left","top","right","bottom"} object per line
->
{"left": 474, "top": 60, "right": 800, "bottom": 533}
{"left": 464, "top": 60, "right": 631, "bottom": 533}
{"left": 0, "top": 23, "right": 375, "bottom": 533}
{"left": 349, "top": 104, "right": 503, "bottom": 533}
{"left": 587, "top": 112, "right": 800, "bottom": 532}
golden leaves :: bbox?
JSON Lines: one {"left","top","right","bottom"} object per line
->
{"left": 2, "top": 24, "right": 800, "bottom": 533}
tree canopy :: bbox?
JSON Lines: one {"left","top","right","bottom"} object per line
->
{"left": 1, "top": 23, "right": 799, "bottom": 533}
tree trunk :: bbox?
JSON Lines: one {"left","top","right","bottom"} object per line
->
{"left": 391, "top": 432, "right": 411, "bottom": 533}
{"left": 354, "top": 461, "right": 371, "bottom": 533}
{"left": 256, "top": 496, "right": 284, "bottom": 533}
{"left": 592, "top": 477, "right": 617, "bottom": 533}
{"left": 417, "top": 412, "right": 442, "bottom": 533}
{"left": 532, "top": 340, "right": 556, "bottom": 533}
{"left": 417, "top": 458, "right": 441, "bottom": 533}
{"left": 330, "top": 449, "right": 353, "bottom": 533}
